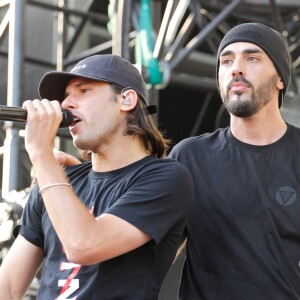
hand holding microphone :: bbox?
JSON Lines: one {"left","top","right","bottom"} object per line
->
{"left": 0, "top": 105, "right": 74, "bottom": 128}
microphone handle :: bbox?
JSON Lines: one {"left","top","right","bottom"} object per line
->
{"left": 0, "top": 105, "right": 27, "bottom": 122}
{"left": 0, "top": 105, "right": 73, "bottom": 128}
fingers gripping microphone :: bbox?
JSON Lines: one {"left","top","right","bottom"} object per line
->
{"left": 0, "top": 105, "right": 74, "bottom": 128}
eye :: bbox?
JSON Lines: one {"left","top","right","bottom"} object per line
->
{"left": 80, "top": 88, "right": 90, "bottom": 94}
{"left": 220, "top": 58, "right": 232, "bottom": 66}
{"left": 247, "top": 56, "right": 258, "bottom": 62}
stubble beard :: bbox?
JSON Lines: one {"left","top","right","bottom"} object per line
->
{"left": 72, "top": 129, "right": 99, "bottom": 152}
{"left": 221, "top": 74, "right": 278, "bottom": 118}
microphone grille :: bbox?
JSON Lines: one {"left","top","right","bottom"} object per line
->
{"left": 60, "top": 109, "right": 74, "bottom": 128}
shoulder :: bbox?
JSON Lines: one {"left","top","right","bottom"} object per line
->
{"left": 64, "top": 161, "right": 92, "bottom": 177}
{"left": 169, "top": 127, "right": 229, "bottom": 158}
{"left": 279, "top": 123, "right": 300, "bottom": 148}
{"left": 133, "top": 157, "right": 194, "bottom": 200}
{"left": 143, "top": 156, "right": 193, "bottom": 180}
{"left": 287, "top": 123, "right": 300, "bottom": 136}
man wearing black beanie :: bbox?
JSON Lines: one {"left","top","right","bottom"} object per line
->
{"left": 20, "top": 23, "right": 298, "bottom": 300}
{"left": 169, "top": 23, "right": 300, "bottom": 300}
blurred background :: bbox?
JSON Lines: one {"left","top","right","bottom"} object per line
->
{"left": 0, "top": 0, "right": 299, "bottom": 299}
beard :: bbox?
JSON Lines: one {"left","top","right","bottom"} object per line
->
{"left": 221, "top": 74, "right": 278, "bottom": 118}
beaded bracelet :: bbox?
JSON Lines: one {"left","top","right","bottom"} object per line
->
{"left": 39, "top": 183, "right": 72, "bottom": 194}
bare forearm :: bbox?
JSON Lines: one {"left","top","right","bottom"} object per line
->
{"left": 0, "top": 279, "right": 21, "bottom": 300}
{"left": 0, "top": 279, "right": 25, "bottom": 300}
{"left": 0, "top": 233, "right": 44, "bottom": 299}
{"left": 22, "top": 99, "right": 95, "bottom": 260}
{"left": 31, "top": 152, "right": 98, "bottom": 258}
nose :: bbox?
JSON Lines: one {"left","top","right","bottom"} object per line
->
{"left": 61, "top": 94, "right": 75, "bottom": 110}
{"left": 232, "top": 70, "right": 243, "bottom": 77}
{"left": 231, "top": 59, "right": 245, "bottom": 78}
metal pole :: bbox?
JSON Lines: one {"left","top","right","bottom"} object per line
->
{"left": 56, "top": 0, "right": 65, "bottom": 71}
{"left": 2, "top": 0, "right": 24, "bottom": 199}
{"left": 168, "top": 0, "right": 244, "bottom": 71}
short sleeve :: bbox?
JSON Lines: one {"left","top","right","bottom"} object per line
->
{"left": 15, "top": 184, "right": 45, "bottom": 248}
{"left": 106, "top": 159, "right": 194, "bottom": 244}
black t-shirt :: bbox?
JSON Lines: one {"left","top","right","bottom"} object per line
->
{"left": 169, "top": 124, "right": 300, "bottom": 300}
{"left": 17, "top": 155, "right": 194, "bottom": 300}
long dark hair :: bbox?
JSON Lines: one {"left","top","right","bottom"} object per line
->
{"left": 111, "top": 83, "right": 169, "bottom": 158}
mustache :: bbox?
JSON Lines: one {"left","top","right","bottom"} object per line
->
{"left": 227, "top": 76, "right": 253, "bottom": 90}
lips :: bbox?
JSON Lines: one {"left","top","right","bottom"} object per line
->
{"left": 71, "top": 117, "right": 80, "bottom": 125}
{"left": 69, "top": 114, "right": 81, "bottom": 129}
{"left": 231, "top": 86, "right": 247, "bottom": 92}
{"left": 229, "top": 82, "right": 249, "bottom": 92}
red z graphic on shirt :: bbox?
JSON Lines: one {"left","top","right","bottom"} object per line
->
{"left": 56, "top": 262, "right": 81, "bottom": 299}
{"left": 56, "top": 207, "right": 94, "bottom": 299}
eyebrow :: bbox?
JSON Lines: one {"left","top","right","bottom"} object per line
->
{"left": 220, "top": 48, "right": 265, "bottom": 57}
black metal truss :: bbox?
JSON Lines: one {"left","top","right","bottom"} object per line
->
{"left": 0, "top": 0, "right": 299, "bottom": 196}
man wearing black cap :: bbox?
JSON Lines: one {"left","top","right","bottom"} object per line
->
{"left": 169, "top": 23, "right": 300, "bottom": 299}
{"left": 0, "top": 54, "right": 194, "bottom": 299}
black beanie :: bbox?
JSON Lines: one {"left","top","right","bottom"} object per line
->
{"left": 216, "top": 23, "right": 291, "bottom": 107}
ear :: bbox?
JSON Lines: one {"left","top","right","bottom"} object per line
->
{"left": 277, "top": 78, "right": 284, "bottom": 90}
{"left": 119, "top": 89, "right": 138, "bottom": 112}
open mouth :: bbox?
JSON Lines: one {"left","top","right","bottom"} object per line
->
{"left": 70, "top": 116, "right": 81, "bottom": 127}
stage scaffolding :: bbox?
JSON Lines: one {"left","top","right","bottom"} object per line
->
{"left": 0, "top": 0, "right": 299, "bottom": 200}
{"left": 0, "top": 1, "right": 299, "bottom": 299}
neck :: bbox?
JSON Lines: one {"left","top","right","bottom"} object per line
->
{"left": 91, "top": 135, "right": 148, "bottom": 172}
{"left": 230, "top": 105, "right": 287, "bottom": 145}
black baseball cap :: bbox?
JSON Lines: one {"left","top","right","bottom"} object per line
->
{"left": 38, "top": 54, "right": 158, "bottom": 114}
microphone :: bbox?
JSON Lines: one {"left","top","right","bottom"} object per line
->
{"left": 0, "top": 105, "right": 74, "bottom": 128}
